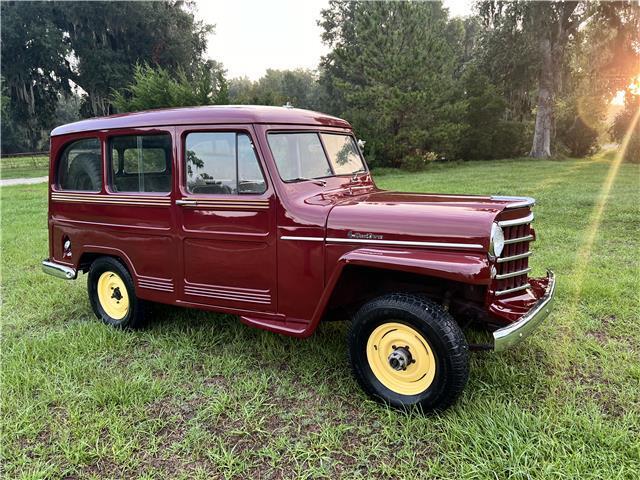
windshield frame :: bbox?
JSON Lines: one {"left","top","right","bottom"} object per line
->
{"left": 266, "top": 129, "right": 368, "bottom": 184}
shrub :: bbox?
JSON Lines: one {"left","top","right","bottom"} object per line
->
{"left": 400, "top": 151, "right": 438, "bottom": 171}
{"left": 560, "top": 116, "right": 599, "bottom": 157}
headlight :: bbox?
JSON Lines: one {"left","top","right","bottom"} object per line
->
{"left": 489, "top": 223, "right": 504, "bottom": 257}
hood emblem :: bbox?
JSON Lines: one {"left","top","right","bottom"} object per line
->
{"left": 347, "top": 231, "right": 383, "bottom": 240}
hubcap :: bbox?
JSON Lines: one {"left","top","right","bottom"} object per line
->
{"left": 366, "top": 322, "right": 436, "bottom": 395}
{"left": 97, "top": 271, "right": 130, "bottom": 320}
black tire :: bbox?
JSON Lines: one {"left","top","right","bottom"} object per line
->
{"left": 348, "top": 293, "right": 469, "bottom": 412}
{"left": 87, "top": 257, "right": 147, "bottom": 329}
{"left": 68, "top": 153, "right": 101, "bottom": 191}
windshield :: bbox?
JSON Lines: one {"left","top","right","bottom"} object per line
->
{"left": 268, "top": 132, "right": 366, "bottom": 182}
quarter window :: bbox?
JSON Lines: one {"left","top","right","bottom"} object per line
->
{"left": 57, "top": 138, "right": 102, "bottom": 191}
{"left": 185, "top": 132, "right": 266, "bottom": 195}
{"left": 109, "top": 134, "right": 172, "bottom": 193}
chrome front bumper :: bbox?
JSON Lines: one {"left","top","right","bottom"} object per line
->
{"left": 42, "top": 259, "right": 77, "bottom": 280}
{"left": 493, "top": 271, "right": 556, "bottom": 352}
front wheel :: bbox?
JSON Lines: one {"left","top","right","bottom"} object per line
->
{"left": 88, "top": 257, "right": 147, "bottom": 329}
{"left": 348, "top": 293, "right": 469, "bottom": 412}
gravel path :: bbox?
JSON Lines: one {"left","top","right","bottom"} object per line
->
{"left": 0, "top": 176, "right": 48, "bottom": 187}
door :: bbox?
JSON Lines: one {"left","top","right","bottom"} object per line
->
{"left": 175, "top": 125, "right": 277, "bottom": 312}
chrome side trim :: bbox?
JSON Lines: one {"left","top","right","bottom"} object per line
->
{"left": 504, "top": 234, "right": 534, "bottom": 245}
{"left": 493, "top": 271, "right": 556, "bottom": 351}
{"left": 498, "top": 213, "right": 534, "bottom": 227}
{"left": 492, "top": 196, "right": 536, "bottom": 209}
{"left": 497, "top": 251, "right": 532, "bottom": 263}
{"left": 325, "top": 238, "right": 484, "bottom": 250}
{"left": 42, "top": 260, "right": 77, "bottom": 280}
{"left": 280, "top": 236, "right": 325, "bottom": 242}
{"left": 495, "top": 283, "right": 531, "bottom": 297}
{"left": 495, "top": 267, "right": 531, "bottom": 280}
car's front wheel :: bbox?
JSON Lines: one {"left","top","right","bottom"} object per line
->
{"left": 88, "top": 257, "right": 147, "bottom": 329}
{"left": 348, "top": 293, "right": 469, "bottom": 412}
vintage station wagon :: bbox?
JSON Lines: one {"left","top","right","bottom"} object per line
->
{"left": 43, "top": 106, "right": 555, "bottom": 411}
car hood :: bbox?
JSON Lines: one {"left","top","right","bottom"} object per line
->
{"left": 326, "top": 191, "right": 521, "bottom": 251}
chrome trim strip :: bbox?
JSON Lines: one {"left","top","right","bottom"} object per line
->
{"left": 185, "top": 285, "right": 271, "bottom": 300}
{"left": 139, "top": 283, "right": 174, "bottom": 292}
{"left": 491, "top": 196, "right": 536, "bottom": 209}
{"left": 495, "top": 267, "right": 531, "bottom": 280}
{"left": 184, "top": 289, "right": 271, "bottom": 304}
{"left": 495, "top": 283, "right": 531, "bottom": 297}
{"left": 498, "top": 213, "right": 534, "bottom": 227}
{"left": 42, "top": 260, "right": 77, "bottom": 280}
{"left": 325, "top": 238, "right": 484, "bottom": 250}
{"left": 493, "top": 271, "right": 556, "bottom": 351}
{"left": 280, "top": 236, "right": 325, "bottom": 242}
{"left": 504, "top": 234, "right": 534, "bottom": 245}
{"left": 497, "top": 251, "right": 532, "bottom": 263}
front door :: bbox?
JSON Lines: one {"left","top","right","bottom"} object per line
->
{"left": 175, "top": 125, "right": 277, "bottom": 312}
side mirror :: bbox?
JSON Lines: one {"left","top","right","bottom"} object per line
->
{"left": 357, "top": 139, "right": 366, "bottom": 151}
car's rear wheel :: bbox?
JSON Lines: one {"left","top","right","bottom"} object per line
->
{"left": 348, "top": 293, "right": 469, "bottom": 412}
{"left": 88, "top": 257, "right": 147, "bottom": 329}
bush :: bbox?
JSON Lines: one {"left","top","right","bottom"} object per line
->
{"left": 400, "top": 151, "right": 438, "bottom": 171}
{"left": 491, "top": 121, "right": 531, "bottom": 159}
{"left": 561, "top": 116, "right": 598, "bottom": 157}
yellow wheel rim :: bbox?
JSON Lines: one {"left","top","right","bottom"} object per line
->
{"left": 97, "top": 271, "right": 130, "bottom": 320}
{"left": 366, "top": 322, "right": 436, "bottom": 396}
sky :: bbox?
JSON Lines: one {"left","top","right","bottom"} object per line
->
{"left": 196, "top": 0, "right": 473, "bottom": 80}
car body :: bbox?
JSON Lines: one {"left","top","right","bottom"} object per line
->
{"left": 43, "top": 105, "right": 555, "bottom": 411}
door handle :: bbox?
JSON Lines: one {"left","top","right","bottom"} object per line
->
{"left": 176, "top": 199, "right": 198, "bottom": 206}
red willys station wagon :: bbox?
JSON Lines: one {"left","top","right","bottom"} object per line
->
{"left": 43, "top": 106, "right": 555, "bottom": 411}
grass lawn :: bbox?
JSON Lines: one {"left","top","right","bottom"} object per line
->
{"left": 1, "top": 150, "right": 639, "bottom": 479}
{"left": 1, "top": 155, "right": 49, "bottom": 180}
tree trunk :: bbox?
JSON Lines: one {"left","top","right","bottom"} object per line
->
{"left": 530, "top": 37, "right": 554, "bottom": 158}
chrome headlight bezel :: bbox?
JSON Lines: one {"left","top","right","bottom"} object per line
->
{"left": 489, "top": 223, "right": 505, "bottom": 258}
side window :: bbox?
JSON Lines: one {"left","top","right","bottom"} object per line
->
{"left": 57, "top": 138, "right": 102, "bottom": 191}
{"left": 185, "top": 132, "right": 266, "bottom": 195}
{"left": 109, "top": 134, "right": 172, "bottom": 193}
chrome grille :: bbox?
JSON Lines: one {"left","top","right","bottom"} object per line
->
{"left": 494, "top": 214, "right": 533, "bottom": 296}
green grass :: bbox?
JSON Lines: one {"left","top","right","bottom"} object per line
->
{"left": 2, "top": 150, "right": 639, "bottom": 479}
{"left": 1, "top": 155, "right": 49, "bottom": 179}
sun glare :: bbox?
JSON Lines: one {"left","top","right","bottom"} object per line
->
{"left": 611, "top": 90, "right": 626, "bottom": 106}
{"left": 628, "top": 74, "right": 640, "bottom": 96}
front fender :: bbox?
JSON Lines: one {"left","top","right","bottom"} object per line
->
{"left": 304, "top": 247, "right": 491, "bottom": 336}
{"left": 338, "top": 247, "right": 491, "bottom": 285}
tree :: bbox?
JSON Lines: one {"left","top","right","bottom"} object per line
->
{"left": 60, "top": 1, "right": 212, "bottom": 117}
{"left": 0, "top": 2, "right": 72, "bottom": 151}
{"left": 228, "top": 69, "right": 320, "bottom": 109}
{"left": 318, "top": 1, "right": 466, "bottom": 166}
{"left": 0, "top": 0, "right": 212, "bottom": 152}
{"left": 112, "top": 62, "right": 228, "bottom": 112}
{"left": 611, "top": 88, "right": 640, "bottom": 163}
{"left": 478, "top": 1, "right": 639, "bottom": 158}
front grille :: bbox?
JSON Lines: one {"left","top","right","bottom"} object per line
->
{"left": 493, "top": 214, "right": 533, "bottom": 296}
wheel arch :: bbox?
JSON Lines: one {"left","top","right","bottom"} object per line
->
{"left": 77, "top": 246, "right": 137, "bottom": 279}
{"left": 305, "top": 247, "right": 491, "bottom": 335}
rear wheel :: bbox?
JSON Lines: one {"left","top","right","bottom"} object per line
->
{"left": 88, "top": 257, "right": 147, "bottom": 329}
{"left": 348, "top": 293, "right": 469, "bottom": 412}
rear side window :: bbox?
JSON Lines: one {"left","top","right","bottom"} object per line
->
{"left": 57, "top": 138, "right": 102, "bottom": 191}
{"left": 109, "top": 134, "right": 172, "bottom": 193}
{"left": 185, "top": 132, "right": 266, "bottom": 195}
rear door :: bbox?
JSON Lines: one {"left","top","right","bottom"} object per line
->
{"left": 175, "top": 125, "right": 277, "bottom": 312}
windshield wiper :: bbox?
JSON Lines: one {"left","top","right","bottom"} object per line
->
{"left": 290, "top": 177, "right": 327, "bottom": 186}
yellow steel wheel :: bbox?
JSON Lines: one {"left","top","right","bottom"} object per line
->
{"left": 97, "top": 271, "right": 130, "bottom": 320}
{"left": 366, "top": 322, "right": 436, "bottom": 396}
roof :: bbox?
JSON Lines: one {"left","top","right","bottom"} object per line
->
{"left": 50, "top": 105, "right": 351, "bottom": 136}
